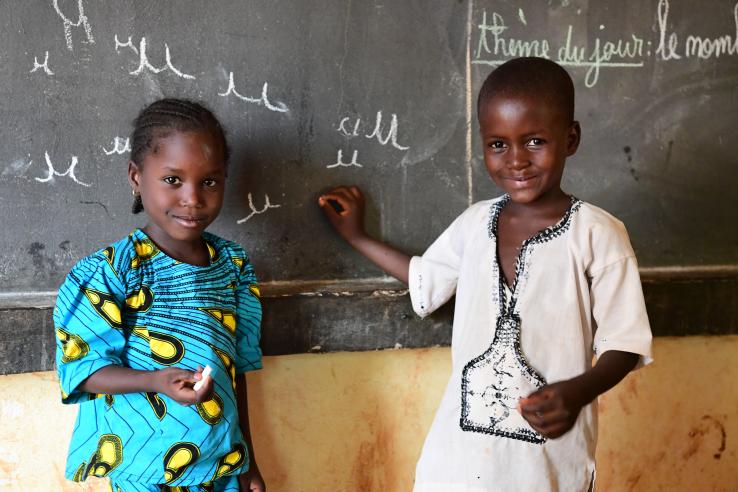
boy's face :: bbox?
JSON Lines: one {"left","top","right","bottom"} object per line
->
{"left": 479, "top": 94, "right": 580, "bottom": 205}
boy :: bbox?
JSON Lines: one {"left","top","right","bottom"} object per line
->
{"left": 318, "top": 57, "right": 652, "bottom": 491}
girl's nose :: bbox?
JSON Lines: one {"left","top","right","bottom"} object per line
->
{"left": 180, "top": 185, "right": 203, "bottom": 208}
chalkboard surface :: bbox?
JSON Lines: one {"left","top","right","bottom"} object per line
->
{"left": 1, "top": 0, "right": 737, "bottom": 295}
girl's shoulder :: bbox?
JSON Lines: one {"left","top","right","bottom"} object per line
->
{"left": 66, "top": 232, "right": 143, "bottom": 288}
{"left": 202, "top": 232, "right": 252, "bottom": 264}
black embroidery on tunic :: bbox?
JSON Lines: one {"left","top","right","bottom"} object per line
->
{"left": 460, "top": 195, "right": 582, "bottom": 443}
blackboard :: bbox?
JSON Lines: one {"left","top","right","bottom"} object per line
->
{"left": 1, "top": 0, "right": 737, "bottom": 296}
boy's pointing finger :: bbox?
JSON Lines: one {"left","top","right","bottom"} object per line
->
{"left": 319, "top": 193, "right": 351, "bottom": 215}
{"left": 349, "top": 186, "right": 363, "bottom": 199}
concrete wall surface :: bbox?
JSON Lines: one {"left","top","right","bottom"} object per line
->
{"left": 0, "top": 337, "right": 736, "bottom": 491}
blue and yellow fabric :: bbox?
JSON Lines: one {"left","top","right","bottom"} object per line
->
{"left": 54, "top": 229, "right": 262, "bottom": 488}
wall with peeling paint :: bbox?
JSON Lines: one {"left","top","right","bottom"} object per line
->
{"left": 0, "top": 337, "right": 736, "bottom": 491}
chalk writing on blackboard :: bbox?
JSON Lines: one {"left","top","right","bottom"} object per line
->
{"left": 102, "top": 137, "right": 131, "bottom": 156}
{"left": 337, "top": 117, "right": 360, "bottom": 137}
{"left": 326, "top": 149, "right": 362, "bottom": 169}
{"left": 219, "top": 72, "right": 289, "bottom": 113}
{"left": 473, "top": 10, "right": 646, "bottom": 88}
{"left": 474, "top": 2, "right": 738, "bottom": 88}
{"left": 657, "top": 0, "right": 738, "bottom": 60}
{"left": 30, "top": 52, "right": 54, "bottom": 75}
{"left": 338, "top": 111, "right": 409, "bottom": 151}
{"left": 114, "top": 35, "right": 139, "bottom": 54}
{"left": 656, "top": 0, "right": 681, "bottom": 60}
{"left": 236, "top": 193, "right": 281, "bottom": 224}
{"left": 117, "top": 36, "right": 196, "bottom": 80}
{"left": 518, "top": 9, "right": 527, "bottom": 26}
{"left": 52, "top": 0, "right": 94, "bottom": 52}
{"left": 366, "top": 111, "right": 410, "bottom": 150}
{"left": 35, "top": 152, "right": 90, "bottom": 187}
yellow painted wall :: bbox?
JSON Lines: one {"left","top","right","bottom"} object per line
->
{"left": 0, "top": 336, "right": 736, "bottom": 491}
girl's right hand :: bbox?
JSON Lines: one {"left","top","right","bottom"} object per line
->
{"left": 318, "top": 186, "right": 367, "bottom": 244}
{"left": 153, "top": 366, "right": 214, "bottom": 405}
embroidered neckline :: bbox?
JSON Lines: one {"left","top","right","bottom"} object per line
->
{"left": 487, "top": 195, "right": 581, "bottom": 315}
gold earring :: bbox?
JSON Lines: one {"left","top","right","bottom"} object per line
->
{"left": 132, "top": 189, "right": 138, "bottom": 196}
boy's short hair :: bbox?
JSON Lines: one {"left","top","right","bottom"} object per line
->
{"left": 477, "top": 57, "right": 575, "bottom": 124}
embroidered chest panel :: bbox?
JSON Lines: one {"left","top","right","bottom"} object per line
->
{"left": 460, "top": 195, "right": 581, "bottom": 444}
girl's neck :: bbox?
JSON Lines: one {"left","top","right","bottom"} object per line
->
{"left": 142, "top": 225, "right": 210, "bottom": 266}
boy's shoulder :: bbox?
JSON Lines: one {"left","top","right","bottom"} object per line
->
{"left": 573, "top": 199, "right": 629, "bottom": 238}
{"left": 460, "top": 195, "right": 508, "bottom": 225}
{"left": 572, "top": 199, "right": 637, "bottom": 270}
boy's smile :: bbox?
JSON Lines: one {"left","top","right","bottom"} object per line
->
{"left": 128, "top": 130, "right": 226, "bottom": 263}
{"left": 479, "top": 94, "right": 580, "bottom": 207}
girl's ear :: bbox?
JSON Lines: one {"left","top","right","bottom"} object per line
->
{"left": 566, "top": 121, "right": 581, "bottom": 156}
{"left": 128, "top": 160, "right": 141, "bottom": 191}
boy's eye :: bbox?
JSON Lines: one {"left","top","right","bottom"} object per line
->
{"left": 163, "top": 176, "right": 180, "bottom": 185}
{"left": 527, "top": 138, "right": 545, "bottom": 147}
{"left": 488, "top": 140, "right": 506, "bottom": 151}
{"left": 203, "top": 179, "right": 217, "bottom": 188}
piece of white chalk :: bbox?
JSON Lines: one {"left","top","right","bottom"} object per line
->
{"left": 193, "top": 365, "right": 213, "bottom": 391}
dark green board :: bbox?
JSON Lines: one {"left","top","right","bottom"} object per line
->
{"left": 1, "top": 0, "right": 737, "bottom": 291}
{"left": 1, "top": 1, "right": 737, "bottom": 375}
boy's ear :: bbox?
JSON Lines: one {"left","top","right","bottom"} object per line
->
{"left": 127, "top": 160, "right": 141, "bottom": 190}
{"left": 566, "top": 121, "right": 581, "bottom": 156}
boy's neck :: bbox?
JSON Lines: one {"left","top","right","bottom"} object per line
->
{"left": 505, "top": 188, "right": 571, "bottom": 220}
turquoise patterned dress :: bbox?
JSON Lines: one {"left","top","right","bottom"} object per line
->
{"left": 54, "top": 229, "right": 262, "bottom": 489}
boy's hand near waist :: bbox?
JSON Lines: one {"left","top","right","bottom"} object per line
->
{"left": 518, "top": 380, "right": 586, "bottom": 439}
{"left": 519, "top": 350, "right": 639, "bottom": 439}
{"left": 318, "top": 185, "right": 411, "bottom": 283}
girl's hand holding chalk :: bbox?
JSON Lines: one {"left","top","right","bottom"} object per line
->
{"left": 193, "top": 364, "right": 213, "bottom": 392}
{"left": 153, "top": 366, "right": 214, "bottom": 405}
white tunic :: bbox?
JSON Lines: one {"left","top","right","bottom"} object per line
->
{"left": 409, "top": 195, "right": 653, "bottom": 492}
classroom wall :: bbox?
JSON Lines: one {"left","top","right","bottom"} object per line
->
{"left": 1, "top": 337, "right": 736, "bottom": 492}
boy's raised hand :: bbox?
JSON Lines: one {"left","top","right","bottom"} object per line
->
{"left": 318, "top": 185, "right": 366, "bottom": 243}
{"left": 318, "top": 184, "right": 411, "bottom": 283}
{"left": 518, "top": 380, "right": 586, "bottom": 439}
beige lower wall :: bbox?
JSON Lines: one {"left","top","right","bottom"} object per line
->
{"left": 1, "top": 336, "right": 736, "bottom": 491}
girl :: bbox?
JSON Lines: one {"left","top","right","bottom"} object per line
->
{"left": 54, "top": 99, "right": 266, "bottom": 492}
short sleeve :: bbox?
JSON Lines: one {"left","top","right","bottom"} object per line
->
{"left": 234, "top": 254, "right": 263, "bottom": 373}
{"left": 54, "top": 254, "right": 128, "bottom": 404}
{"left": 590, "top": 256, "right": 653, "bottom": 368}
{"left": 409, "top": 207, "right": 473, "bottom": 318}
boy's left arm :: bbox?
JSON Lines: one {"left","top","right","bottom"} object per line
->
{"left": 236, "top": 374, "right": 266, "bottom": 492}
{"left": 519, "top": 350, "right": 639, "bottom": 439}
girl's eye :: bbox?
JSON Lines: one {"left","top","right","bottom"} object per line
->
{"left": 163, "top": 176, "right": 180, "bottom": 185}
{"left": 203, "top": 179, "right": 217, "bottom": 188}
